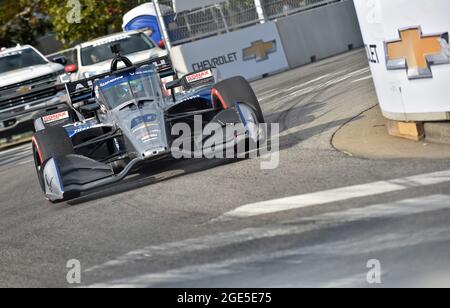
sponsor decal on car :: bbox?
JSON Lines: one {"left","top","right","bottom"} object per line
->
{"left": 131, "top": 114, "right": 157, "bottom": 130}
{"left": 45, "top": 174, "right": 54, "bottom": 193}
{"left": 185, "top": 70, "right": 213, "bottom": 84}
{"left": 64, "top": 120, "right": 103, "bottom": 138}
{"left": 99, "top": 76, "right": 125, "bottom": 88}
{"left": 42, "top": 111, "right": 69, "bottom": 124}
{"left": 75, "top": 83, "right": 86, "bottom": 91}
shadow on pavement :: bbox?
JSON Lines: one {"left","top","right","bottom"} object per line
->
{"left": 67, "top": 157, "right": 243, "bottom": 205}
{"left": 67, "top": 100, "right": 359, "bottom": 205}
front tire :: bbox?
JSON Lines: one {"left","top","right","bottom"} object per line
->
{"left": 212, "top": 76, "right": 266, "bottom": 156}
{"left": 236, "top": 102, "right": 266, "bottom": 144}
{"left": 32, "top": 126, "right": 75, "bottom": 201}
{"left": 32, "top": 143, "right": 45, "bottom": 192}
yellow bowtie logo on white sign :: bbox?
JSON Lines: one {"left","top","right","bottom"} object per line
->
{"left": 385, "top": 27, "right": 450, "bottom": 79}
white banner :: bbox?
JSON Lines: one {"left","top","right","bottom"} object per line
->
{"left": 354, "top": 0, "right": 450, "bottom": 121}
{"left": 170, "top": 22, "right": 289, "bottom": 81}
{"left": 173, "top": 0, "right": 224, "bottom": 12}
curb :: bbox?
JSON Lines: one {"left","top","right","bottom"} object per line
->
{"left": 424, "top": 122, "right": 450, "bottom": 145}
{"left": 332, "top": 105, "right": 450, "bottom": 160}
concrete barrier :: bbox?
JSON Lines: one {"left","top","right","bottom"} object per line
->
{"left": 169, "top": 0, "right": 363, "bottom": 80}
{"left": 354, "top": 0, "right": 450, "bottom": 122}
{"left": 170, "top": 21, "right": 290, "bottom": 80}
{"left": 276, "top": 0, "right": 364, "bottom": 69}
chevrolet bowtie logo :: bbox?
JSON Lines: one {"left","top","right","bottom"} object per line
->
{"left": 243, "top": 40, "right": 276, "bottom": 62}
{"left": 385, "top": 27, "right": 450, "bottom": 79}
{"left": 16, "top": 85, "right": 32, "bottom": 95}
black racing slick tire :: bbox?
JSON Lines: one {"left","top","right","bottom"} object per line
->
{"left": 32, "top": 126, "right": 74, "bottom": 194}
{"left": 212, "top": 76, "right": 266, "bottom": 157}
{"left": 212, "top": 76, "right": 265, "bottom": 124}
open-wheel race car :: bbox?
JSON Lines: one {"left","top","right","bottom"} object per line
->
{"left": 31, "top": 44, "right": 265, "bottom": 202}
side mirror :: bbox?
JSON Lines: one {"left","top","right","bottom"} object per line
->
{"left": 52, "top": 56, "right": 68, "bottom": 66}
{"left": 65, "top": 64, "right": 78, "bottom": 73}
{"left": 165, "top": 79, "right": 182, "bottom": 90}
{"left": 165, "top": 79, "right": 183, "bottom": 102}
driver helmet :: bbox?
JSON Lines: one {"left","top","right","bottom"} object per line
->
{"left": 117, "top": 82, "right": 131, "bottom": 100}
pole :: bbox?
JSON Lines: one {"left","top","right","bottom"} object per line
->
{"left": 217, "top": 6, "right": 230, "bottom": 33}
{"left": 153, "top": 0, "right": 172, "bottom": 51}
{"left": 254, "top": 0, "right": 266, "bottom": 24}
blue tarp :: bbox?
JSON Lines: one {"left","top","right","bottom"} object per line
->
{"left": 124, "top": 15, "right": 163, "bottom": 45}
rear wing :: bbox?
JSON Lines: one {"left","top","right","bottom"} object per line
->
{"left": 66, "top": 56, "right": 175, "bottom": 105}
{"left": 65, "top": 72, "right": 110, "bottom": 105}
{"left": 153, "top": 54, "right": 175, "bottom": 79}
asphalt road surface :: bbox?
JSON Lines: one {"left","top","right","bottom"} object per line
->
{"left": 2, "top": 49, "right": 450, "bottom": 288}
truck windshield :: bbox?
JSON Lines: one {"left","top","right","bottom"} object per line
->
{"left": 97, "top": 66, "right": 161, "bottom": 109}
{"left": 81, "top": 33, "right": 155, "bottom": 66}
{"left": 0, "top": 48, "right": 48, "bottom": 74}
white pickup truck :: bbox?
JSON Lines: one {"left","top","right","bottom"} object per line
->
{"left": 0, "top": 45, "right": 68, "bottom": 139}
{"left": 48, "top": 30, "right": 174, "bottom": 82}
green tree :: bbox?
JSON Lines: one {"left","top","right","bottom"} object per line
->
{"left": 44, "top": 0, "right": 140, "bottom": 48}
{"left": 0, "top": 0, "right": 143, "bottom": 48}
{"left": 0, "top": 0, "right": 50, "bottom": 47}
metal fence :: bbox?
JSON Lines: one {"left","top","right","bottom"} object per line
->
{"left": 263, "top": 0, "right": 341, "bottom": 19}
{"left": 156, "top": 0, "right": 342, "bottom": 45}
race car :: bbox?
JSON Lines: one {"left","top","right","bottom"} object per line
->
{"left": 31, "top": 45, "right": 265, "bottom": 202}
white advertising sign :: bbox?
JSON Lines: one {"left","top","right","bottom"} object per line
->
{"left": 170, "top": 22, "right": 289, "bottom": 81}
{"left": 173, "top": 0, "right": 223, "bottom": 12}
{"left": 354, "top": 0, "right": 450, "bottom": 121}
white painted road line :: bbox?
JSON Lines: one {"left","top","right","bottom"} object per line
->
{"left": 87, "top": 195, "right": 450, "bottom": 288}
{"left": 352, "top": 75, "right": 373, "bottom": 83}
{"left": 223, "top": 170, "right": 450, "bottom": 218}
{"left": 86, "top": 194, "right": 450, "bottom": 275}
{"left": 0, "top": 143, "right": 30, "bottom": 156}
